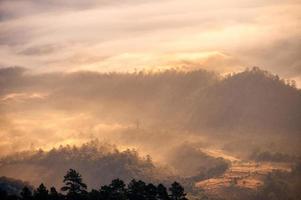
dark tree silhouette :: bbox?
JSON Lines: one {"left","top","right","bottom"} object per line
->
{"left": 34, "top": 183, "right": 49, "bottom": 200}
{"left": 61, "top": 169, "right": 87, "bottom": 199}
{"left": 49, "top": 187, "right": 61, "bottom": 200}
{"left": 169, "top": 182, "right": 187, "bottom": 200}
{"left": 157, "top": 184, "right": 170, "bottom": 200}
{"left": 21, "top": 187, "right": 33, "bottom": 200}
{"left": 7, "top": 194, "right": 20, "bottom": 200}
{"left": 127, "top": 179, "right": 147, "bottom": 200}
{"left": 145, "top": 183, "right": 157, "bottom": 200}
{"left": 99, "top": 185, "right": 112, "bottom": 200}
{"left": 0, "top": 189, "right": 8, "bottom": 200}
{"left": 108, "top": 179, "right": 127, "bottom": 200}
{"left": 88, "top": 189, "right": 100, "bottom": 200}
{"left": 0, "top": 169, "right": 188, "bottom": 200}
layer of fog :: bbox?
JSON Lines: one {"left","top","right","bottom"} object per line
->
{"left": 0, "top": 67, "right": 300, "bottom": 187}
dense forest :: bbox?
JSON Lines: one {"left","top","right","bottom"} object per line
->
{"left": 0, "top": 141, "right": 165, "bottom": 188}
{"left": 1, "top": 66, "right": 300, "bottom": 158}
{"left": 256, "top": 162, "right": 301, "bottom": 200}
{"left": 0, "top": 169, "right": 188, "bottom": 200}
{"left": 1, "top": 162, "right": 300, "bottom": 200}
{"left": 0, "top": 141, "right": 229, "bottom": 191}
{"left": 1, "top": 66, "right": 300, "bottom": 135}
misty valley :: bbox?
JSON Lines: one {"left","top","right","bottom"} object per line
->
{"left": 0, "top": 67, "right": 300, "bottom": 200}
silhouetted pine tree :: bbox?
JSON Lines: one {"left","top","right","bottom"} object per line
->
{"left": 21, "top": 187, "right": 33, "bottom": 200}
{"left": 1, "top": 169, "right": 188, "bottom": 200}
{"left": 49, "top": 187, "right": 61, "bottom": 200}
{"left": 145, "top": 183, "right": 157, "bottom": 200}
{"left": 88, "top": 189, "right": 100, "bottom": 200}
{"left": 157, "top": 184, "right": 170, "bottom": 200}
{"left": 61, "top": 169, "right": 87, "bottom": 200}
{"left": 108, "top": 179, "right": 127, "bottom": 200}
{"left": 99, "top": 185, "right": 112, "bottom": 200}
{"left": 169, "top": 182, "right": 187, "bottom": 200}
{"left": 127, "top": 179, "right": 147, "bottom": 200}
{"left": 34, "top": 183, "right": 48, "bottom": 200}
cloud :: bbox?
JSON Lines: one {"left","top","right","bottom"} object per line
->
{"left": 0, "top": 0, "right": 152, "bottom": 22}
{"left": 0, "top": 0, "right": 300, "bottom": 77}
{"left": 0, "top": 67, "right": 218, "bottom": 156}
{"left": 17, "top": 44, "right": 62, "bottom": 56}
{"left": 1, "top": 92, "right": 48, "bottom": 102}
{"left": 240, "top": 37, "right": 301, "bottom": 78}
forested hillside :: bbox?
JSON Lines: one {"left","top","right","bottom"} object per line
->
{"left": 1, "top": 67, "right": 300, "bottom": 135}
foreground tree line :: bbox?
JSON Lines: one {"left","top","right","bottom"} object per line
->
{"left": 0, "top": 169, "right": 187, "bottom": 200}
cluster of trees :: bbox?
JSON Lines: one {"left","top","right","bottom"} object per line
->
{"left": 256, "top": 162, "right": 301, "bottom": 200}
{"left": 0, "top": 141, "right": 165, "bottom": 188}
{"left": 3, "top": 66, "right": 300, "bottom": 135}
{"left": 250, "top": 150, "right": 298, "bottom": 162}
{"left": 168, "top": 143, "right": 229, "bottom": 177}
{"left": 190, "top": 67, "right": 301, "bottom": 133}
{"left": 225, "top": 67, "right": 297, "bottom": 88}
{"left": 0, "top": 169, "right": 188, "bottom": 200}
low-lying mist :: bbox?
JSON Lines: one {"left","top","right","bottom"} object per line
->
{"left": 0, "top": 66, "right": 300, "bottom": 190}
{"left": 0, "top": 141, "right": 169, "bottom": 188}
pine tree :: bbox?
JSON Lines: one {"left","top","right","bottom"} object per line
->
{"left": 145, "top": 183, "right": 157, "bottom": 200}
{"left": 169, "top": 182, "right": 187, "bottom": 200}
{"left": 157, "top": 184, "right": 170, "bottom": 200}
{"left": 49, "top": 187, "right": 61, "bottom": 200}
{"left": 127, "top": 179, "right": 146, "bottom": 200}
{"left": 61, "top": 169, "right": 87, "bottom": 200}
{"left": 21, "top": 187, "right": 33, "bottom": 200}
{"left": 34, "top": 183, "right": 49, "bottom": 200}
{"left": 109, "top": 179, "right": 127, "bottom": 200}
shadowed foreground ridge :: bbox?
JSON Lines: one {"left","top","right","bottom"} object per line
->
{"left": 0, "top": 168, "right": 188, "bottom": 200}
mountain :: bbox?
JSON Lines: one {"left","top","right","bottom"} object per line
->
{"left": 189, "top": 67, "right": 301, "bottom": 133}
{"left": 0, "top": 67, "right": 300, "bottom": 158}
{"left": 0, "top": 176, "right": 32, "bottom": 195}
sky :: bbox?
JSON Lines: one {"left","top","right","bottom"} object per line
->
{"left": 0, "top": 0, "right": 300, "bottom": 80}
